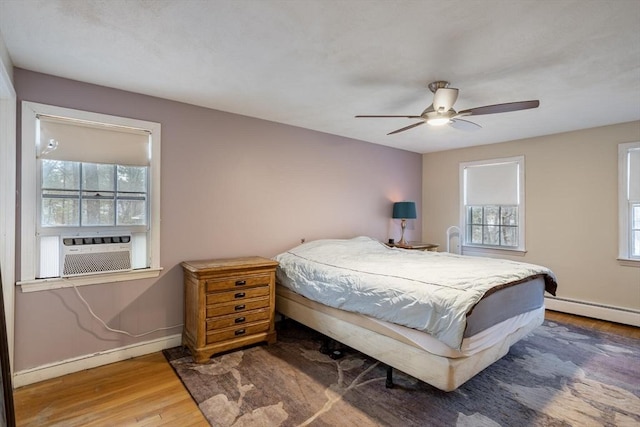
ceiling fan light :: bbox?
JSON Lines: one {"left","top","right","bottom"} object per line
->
{"left": 427, "top": 117, "right": 450, "bottom": 126}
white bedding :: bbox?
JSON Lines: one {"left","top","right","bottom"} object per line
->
{"left": 274, "top": 236, "right": 557, "bottom": 350}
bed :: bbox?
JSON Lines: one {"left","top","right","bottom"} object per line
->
{"left": 273, "top": 236, "right": 558, "bottom": 392}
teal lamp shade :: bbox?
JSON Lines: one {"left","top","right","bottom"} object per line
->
{"left": 392, "top": 202, "right": 417, "bottom": 219}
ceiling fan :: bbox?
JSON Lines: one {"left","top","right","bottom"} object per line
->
{"left": 355, "top": 81, "right": 540, "bottom": 135}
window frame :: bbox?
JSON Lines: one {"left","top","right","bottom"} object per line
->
{"left": 459, "top": 156, "right": 526, "bottom": 254}
{"left": 618, "top": 141, "right": 640, "bottom": 264}
{"left": 19, "top": 101, "right": 162, "bottom": 291}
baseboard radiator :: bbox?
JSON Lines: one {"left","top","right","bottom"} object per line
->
{"left": 544, "top": 296, "right": 639, "bottom": 327}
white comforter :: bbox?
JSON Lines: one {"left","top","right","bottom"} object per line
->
{"left": 274, "top": 236, "right": 557, "bottom": 350}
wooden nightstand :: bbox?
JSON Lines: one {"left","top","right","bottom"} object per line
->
{"left": 387, "top": 242, "right": 439, "bottom": 252}
{"left": 181, "top": 256, "right": 278, "bottom": 363}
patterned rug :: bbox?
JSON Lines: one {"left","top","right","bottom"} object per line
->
{"left": 163, "top": 319, "right": 639, "bottom": 426}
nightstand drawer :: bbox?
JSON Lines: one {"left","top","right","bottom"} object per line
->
{"left": 205, "top": 286, "right": 270, "bottom": 305}
{"left": 206, "top": 321, "right": 271, "bottom": 344}
{"left": 206, "top": 297, "right": 270, "bottom": 317}
{"left": 205, "top": 274, "right": 272, "bottom": 292}
{"left": 206, "top": 308, "right": 270, "bottom": 330}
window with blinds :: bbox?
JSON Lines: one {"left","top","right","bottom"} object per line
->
{"left": 21, "top": 101, "right": 161, "bottom": 284}
{"left": 460, "top": 156, "right": 525, "bottom": 251}
{"left": 38, "top": 117, "right": 150, "bottom": 229}
{"left": 619, "top": 142, "right": 640, "bottom": 260}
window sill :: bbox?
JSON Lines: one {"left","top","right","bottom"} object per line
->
{"left": 617, "top": 258, "right": 640, "bottom": 268}
{"left": 461, "top": 246, "right": 527, "bottom": 257}
{"left": 17, "top": 268, "right": 163, "bottom": 293}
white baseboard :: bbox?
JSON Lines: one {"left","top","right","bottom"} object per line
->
{"left": 545, "top": 297, "right": 640, "bottom": 327}
{"left": 13, "top": 333, "right": 182, "bottom": 388}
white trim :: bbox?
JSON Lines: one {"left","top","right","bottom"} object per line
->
{"left": 20, "top": 102, "right": 162, "bottom": 283}
{"left": 18, "top": 267, "right": 163, "bottom": 293}
{"left": 618, "top": 141, "right": 640, "bottom": 261}
{"left": 461, "top": 246, "right": 526, "bottom": 257}
{"left": 545, "top": 296, "right": 640, "bottom": 327}
{"left": 149, "top": 122, "right": 161, "bottom": 271}
{"left": 617, "top": 258, "right": 640, "bottom": 268}
{"left": 21, "top": 102, "right": 38, "bottom": 280}
{"left": 0, "top": 47, "right": 16, "bottom": 377}
{"left": 13, "top": 333, "right": 181, "bottom": 388}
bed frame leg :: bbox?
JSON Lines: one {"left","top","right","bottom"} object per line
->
{"left": 320, "top": 338, "right": 344, "bottom": 359}
{"left": 319, "top": 338, "right": 331, "bottom": 355}
{"left": 385, "top": 365, "right": 394, "bottom": 389}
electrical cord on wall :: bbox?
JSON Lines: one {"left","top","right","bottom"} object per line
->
{"left": 71, "top": 282, "right": 183, "bottom": 338}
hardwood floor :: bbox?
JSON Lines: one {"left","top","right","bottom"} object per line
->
{"left": 13, "top": 352, "right": 207, "bottom": 427}
{"left": 544, "top": 310, "right": 640, "bottom": 339}
{"left": 12, "top": 312, "right": 638, "bottom": 426}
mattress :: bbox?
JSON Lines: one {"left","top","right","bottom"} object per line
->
{"left": 274, "top": 236, "right": 557, "bottom": 350}
{"left": 464, "top": 275, "right": 544, "bottom": 337}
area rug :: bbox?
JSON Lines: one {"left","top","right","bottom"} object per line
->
{"left": 163, "top": 320, "right": 640, "bottom": 426}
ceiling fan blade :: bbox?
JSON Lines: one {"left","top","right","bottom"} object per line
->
{"left": 355, "top": 115, "right": 423, "bottom": 119}
{"left": 433, "top": 88, "right": 459, "bottom": 112}
{"left": 387, "top": 121, "right": 425, "bottom": 135}
{"left": 458, "top": 100, "right": 540, "bottom": 116}
{"left": 450, "top": 118, "right": 481, "bottom": 131}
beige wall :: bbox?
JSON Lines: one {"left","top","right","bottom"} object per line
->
{"left": 422, "top": 121, "right": 640, "bottom": 313}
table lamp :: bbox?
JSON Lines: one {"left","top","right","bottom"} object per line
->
{"left": 392, "top": 201, "right": 417, "bottom": 246}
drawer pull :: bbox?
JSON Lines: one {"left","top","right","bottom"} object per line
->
{"left": 235, "top": 280, "right": 246, "bottom": 286}
{"left": 234, "top": 304, "right": 246, "bottom": 311}
{"left": 234, "top": 292, "right": 246, "bottom": 299}
{"left": 235, "top": 317, "right": 246, "bottom": 324}
{"left": 235, "top": 329, "right": 246, "bottom": 336}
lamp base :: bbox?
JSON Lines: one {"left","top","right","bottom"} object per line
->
{"left": 398, "top": 219, "right": 409, "bottom": 246}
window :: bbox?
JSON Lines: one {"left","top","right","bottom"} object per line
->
{"left": 41, "top": 162, "right": 147, "bottom": 228}
{"left": 466, "top": 206, "right": 519, "bottom": 247}
{"left": 618, "top": 142, "right": 640, "bottom": 261}
{"left": 20, "top": 102, "right": 162, "bottom": 289}
{"left": 460, "top": 156, "right": 525, "bottom": 252}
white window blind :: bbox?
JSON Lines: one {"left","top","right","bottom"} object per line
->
{"left": 38, "top": 116, "right": 150, "bottom": 166}
{"left": 464, "top": 161, "right": 519, "bottom": 205}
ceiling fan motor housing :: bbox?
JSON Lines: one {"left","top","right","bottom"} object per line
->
{"left": 428, "top": 80, "right": 450, "bottom": 93}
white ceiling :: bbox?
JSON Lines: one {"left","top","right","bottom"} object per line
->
{"left": 1, "top": 0, "right": 639, "bottom": 153}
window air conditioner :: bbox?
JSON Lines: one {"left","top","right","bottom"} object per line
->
{"left": 61, "top": 234, "right": 132, "bottom": 277}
